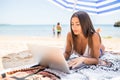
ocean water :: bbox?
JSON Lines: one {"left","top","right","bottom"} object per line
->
{"left": 0, "top": 24, "right": 120, "bottom": 38}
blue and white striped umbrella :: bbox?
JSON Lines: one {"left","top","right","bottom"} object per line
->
{"left": 48, "top": 0, "right": 120, "bottom": 15}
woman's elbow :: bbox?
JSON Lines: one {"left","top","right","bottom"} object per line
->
{"left": 95, "top": 58, "right": 99, "bottom": 64}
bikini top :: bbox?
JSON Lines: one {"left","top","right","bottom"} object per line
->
{"left": 83, "top": 44, "right": 91, "bottom": 57}
{"left": 73, "top": 44, "right": 91, "bottom": 57}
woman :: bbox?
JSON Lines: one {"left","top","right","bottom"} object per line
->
{"left": 64, "top": 11, "right": 105, "bottom": 69}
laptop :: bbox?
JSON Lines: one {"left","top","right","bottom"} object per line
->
{"left": 27, "top": 44, "right": 70, "bottom": 73}
{"left": 27, "top": 44, "right": 87, "bottom": 73}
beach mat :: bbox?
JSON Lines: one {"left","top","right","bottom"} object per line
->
{"left": 2, "top": 51, "right": 120, "bottom": 80}
{"left": 3, "top": 65, "right": 60, "bottom": 80}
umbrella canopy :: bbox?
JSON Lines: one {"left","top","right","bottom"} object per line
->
{"left": 48, "top": 0, "right": 120, "bottom": 15}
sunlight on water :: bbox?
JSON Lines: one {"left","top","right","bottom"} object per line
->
{"left": 0, "top": 24, "right": 120, "bottom": 38}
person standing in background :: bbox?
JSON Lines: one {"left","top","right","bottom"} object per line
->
{"left": 56, "top": 22, "right": 62, "bottom": 38}
{"left": 52, "top": 25, "right": 55, "bottom": 37}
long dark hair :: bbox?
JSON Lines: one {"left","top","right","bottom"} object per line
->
{"left": 70, "top": 11, "right": 99, "bottom": 56}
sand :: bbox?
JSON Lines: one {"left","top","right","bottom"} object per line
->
{"left": 0, "top": 36, "right": 120, "bottom": 74}
{"left": 0, "top": 36, "right": 65, "bottom": 71}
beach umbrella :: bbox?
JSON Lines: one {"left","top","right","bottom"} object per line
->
{"left": 48, "top": 0, "right": 120, "bottom": 15}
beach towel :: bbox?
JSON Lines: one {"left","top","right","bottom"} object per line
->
{"left": 2, "top": 51, "right": 120, "bottom": 80}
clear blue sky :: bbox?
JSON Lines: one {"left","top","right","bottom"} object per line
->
{"left": 0, "top": 0, "right": 120, "bottom": 25}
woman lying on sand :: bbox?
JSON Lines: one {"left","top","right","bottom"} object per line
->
{"left": 64, "top": 11, "right": 109, "bottom": 69}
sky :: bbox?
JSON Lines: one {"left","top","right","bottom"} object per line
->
{"left": 0, "top": 0, "right": 120, "bottom": 25}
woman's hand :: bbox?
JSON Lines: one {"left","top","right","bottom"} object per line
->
{"left": 68, "top": 57, "right": 85, "bottom": 69}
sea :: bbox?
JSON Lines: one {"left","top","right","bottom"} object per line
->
{"left": 0, "top": 24, "right": 120, "bottom": 38}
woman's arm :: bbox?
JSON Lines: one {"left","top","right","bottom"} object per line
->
{"left": 68, "top": 33, "right": 101, "bottom": 69}
{"left": 64, "top": 32, "right": 72, "bottom": 60}
{"left": 83, "top": 33, "right": 101, "bottom": 64}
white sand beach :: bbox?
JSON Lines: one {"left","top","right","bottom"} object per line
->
{"left": 0, "top": 36, "right": 66, "bottom": 71}
{"left": 0, "top": 36, "right": 120, "bottom": 80}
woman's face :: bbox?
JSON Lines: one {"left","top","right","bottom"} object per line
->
{"left": 71, "top": 17, "right": 82, "bottom": 35}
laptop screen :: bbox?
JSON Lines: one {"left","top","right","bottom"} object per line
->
{"left": 27, "top": 44, "right": 70, "bottom": 73}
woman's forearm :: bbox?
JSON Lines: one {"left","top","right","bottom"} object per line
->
{"left": 83, "top": 57, "right": 99, "bottom": 65}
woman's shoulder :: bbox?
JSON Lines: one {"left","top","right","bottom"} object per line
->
{"left": 92, "top": 32, "right": 100, "bottom": 41}
{"left": 67, "top": 32, "right": 72, "bottom": 40}
{"left": 67, "top": 32, "right": 72, "bottom": 37}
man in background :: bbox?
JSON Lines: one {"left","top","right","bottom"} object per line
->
{"left": 56, "top": 22, "right": 62, "bottom": 38}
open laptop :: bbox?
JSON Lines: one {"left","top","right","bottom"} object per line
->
{"left": 27, "top": 44, "right": 70, "bottom": 73}
{"left": 27, "top": 44, "right": 87, "bottom": 74}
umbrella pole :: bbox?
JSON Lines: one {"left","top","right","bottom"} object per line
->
{"left": 73, "top": 0, "right": 77, "bottom": 13}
